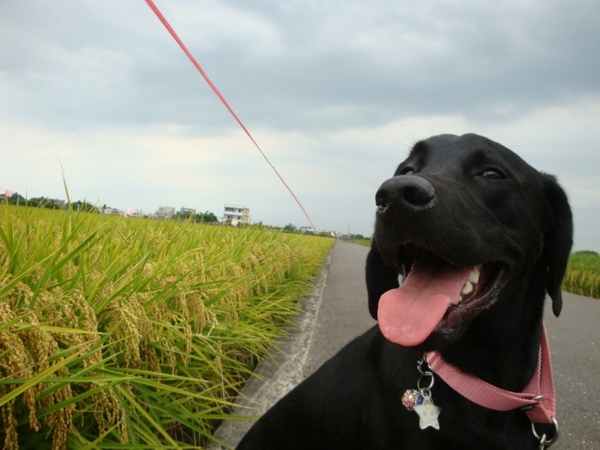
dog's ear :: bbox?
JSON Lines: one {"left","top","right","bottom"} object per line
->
{"left": 366, "top": 238, "right": 400, "bottom": 320}
{"left": 541, "top": 174, "right": 573, "bottom": 317}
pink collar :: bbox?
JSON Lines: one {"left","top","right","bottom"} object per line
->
{"left": 426, "top": 326, "right": 556, "bottom": 425}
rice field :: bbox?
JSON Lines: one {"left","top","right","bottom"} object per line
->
{"left": 0, "top": 205, "right": 333, "bottom": 449}
{"left": 563, "top": 251, "right": 600, "bottom": 299}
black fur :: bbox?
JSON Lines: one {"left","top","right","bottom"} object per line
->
{"left": 237, "top": 133, "right": 572, "bottom": 450}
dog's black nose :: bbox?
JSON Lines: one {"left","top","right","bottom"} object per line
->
{"left": 375, "top": 175, "right": 436, "bottom": 217}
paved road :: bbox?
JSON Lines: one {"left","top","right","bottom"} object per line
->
{"left": 212, "top": 240, "right": 600, "bottom": 449}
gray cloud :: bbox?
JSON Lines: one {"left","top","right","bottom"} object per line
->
{"left": 1, "top": 0, "right": 599, "bottom": 250}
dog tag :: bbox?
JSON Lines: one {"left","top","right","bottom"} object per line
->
{"left": 402, "top": 389, "right": 421, "bottom": 411}
{"left": 413, "top": 396, "right": 441, "bottom": 430}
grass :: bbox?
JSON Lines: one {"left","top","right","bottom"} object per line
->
{"left": 345, "top": 238, "right": 370, "bottom": 247}
{"left": 0, "top": 205, "right": 333, "bottom": 449}
{"left": 563, "top": 251, "right": 600, "bottom": 299}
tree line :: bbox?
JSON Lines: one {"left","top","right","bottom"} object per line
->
{"left": 2, "top": 193, "right": 220, "bottom": 223}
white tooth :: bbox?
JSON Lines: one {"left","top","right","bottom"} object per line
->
{"left": 468, "top": 265, "right": 481, "bottom": 284}
{"left": 461, "top": 281, "right": 474, "bottom": 295}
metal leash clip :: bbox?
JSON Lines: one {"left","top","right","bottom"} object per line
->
{"left": 532, "top": 418, "right": 559, "bottom": 449}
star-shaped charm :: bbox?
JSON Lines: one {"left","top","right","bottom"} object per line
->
{"left": 413, "top": 398, "right": 441, "bottom": 430}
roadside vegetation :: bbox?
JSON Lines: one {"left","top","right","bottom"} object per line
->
{"left": 0, "top": 204, "right": 333, "bottom": 449}
{"left": 562, "top": 250, "right": 600, "bottom": 299}
{"left": 347, "top": 238, "right": 370, "bottom": 247}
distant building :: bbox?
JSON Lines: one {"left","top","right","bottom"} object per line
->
{"left": 180, "top": 207, "right": 196, "bottom": 215}
{"left": 52, "top": 199, "right": 67, "bottom": 209}
{"left": 102, "top": 207, "right": 121, "bottom": 215}
{"left": 299, "top": 226, "right": 315, "bottom": 234}
{"left": 223, "top": 204, "right": 250, "bottom": 224}
{"left": 155, "top": 206, "right": 175, "bottom": 220}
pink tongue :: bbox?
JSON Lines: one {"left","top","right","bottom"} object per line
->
{"left": 378, "top": 259, "right": 472, "bottom": 346}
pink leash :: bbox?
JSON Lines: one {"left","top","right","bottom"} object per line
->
{"left": 145, "top": 0, "right": 317, "bottom": 232}
{"left": 426, "top": 326, "right": 556, "bottom": 425}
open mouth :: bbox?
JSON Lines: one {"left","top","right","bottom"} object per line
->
{"left": 377, "top": 244, "right": 507, "bottom": 347}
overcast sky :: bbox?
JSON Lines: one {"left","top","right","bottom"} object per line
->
{"left": 1, "top": 0, "right": 598, "bottom": 250}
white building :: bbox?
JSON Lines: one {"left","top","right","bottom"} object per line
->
{"left": 223, "top": 204, "right": 250, "bottom": 224}
{"left": 180, "top": 207, "right": 196, "bottom": 215}
{"left": 102, "top": 207, "right": 121, "bottom": 215}
{"left": 155, "top": 206, "right": 175, "bottom": 220}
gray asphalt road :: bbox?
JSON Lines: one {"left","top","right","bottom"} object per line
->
{"left": 212, "top": 240, "right": 600, "bottom": 450}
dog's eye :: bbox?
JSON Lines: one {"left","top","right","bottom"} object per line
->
{"left": 480, "top": 169, "right": 505, "bottom": 180}
{"left": 398, "top": 167, "right": 414, "bottom": 175}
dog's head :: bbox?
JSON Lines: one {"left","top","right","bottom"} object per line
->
{"left": 366, "top": 133, "right": 572, "bottom": 351}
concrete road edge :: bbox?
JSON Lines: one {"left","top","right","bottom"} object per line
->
{"left": 208, "top": 249, "right": 333, "bottom": 449}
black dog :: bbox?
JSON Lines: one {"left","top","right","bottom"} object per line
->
{"left": 237, "top": 133, "right": 572, "bottom": 449}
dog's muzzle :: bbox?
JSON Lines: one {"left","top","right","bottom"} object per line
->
{"left": 375, "top": 175, "right": 436, "bottom": 220}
